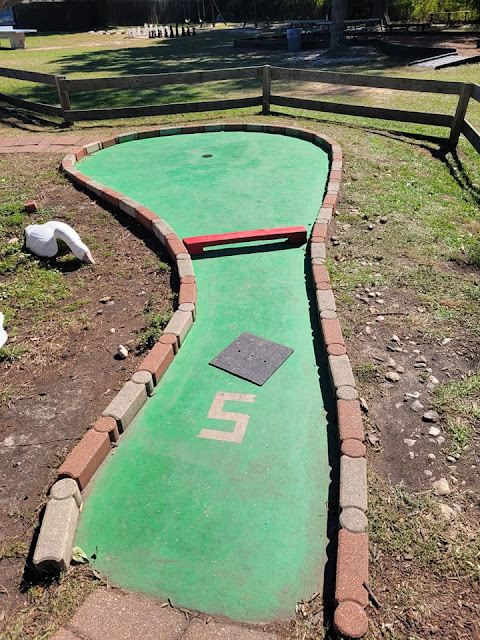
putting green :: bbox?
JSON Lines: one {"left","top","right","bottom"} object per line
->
{"left": 75, "top": 132, "right": 332, "bottom": 621}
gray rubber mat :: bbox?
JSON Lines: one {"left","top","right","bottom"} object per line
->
{"left": 209, "top": 332, "right": 294, "bottom": 386}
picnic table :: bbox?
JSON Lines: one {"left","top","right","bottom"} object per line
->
{"left": 0, "top": 26, "right": 37, "bottom": 49}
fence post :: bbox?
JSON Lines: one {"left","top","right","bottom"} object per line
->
{"left": 450, "top": 82, "right": 472, "bottom": 146}
{"left": 54, "top": 75, "right": 71, "bottom": 124}
{"left": 262, "top": 65, "right": 271, "bottom": 115}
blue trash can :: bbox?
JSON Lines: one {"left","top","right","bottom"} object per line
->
{"left": 286, "top": 27, "right": 302, "bottom": 52}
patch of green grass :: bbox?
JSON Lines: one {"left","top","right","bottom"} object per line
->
{"left": 0, "top": 537, "right": 29, "bottom": 560}
{"left": 156, "top": 259, "right": 171, "bottom": 273}
{"left": 61, "top": 298, "right": 90, "bottom": 313}
{"left": 355, "top": 361, "right": 378, "bottom": 383}
{"left": 432, "top": 374, "right": 480, "bottom": 420}
{"left": 326, "top": 258, "right": 387, "bottom": 292}
{"left": 137, "top": 309, "right": 173, "bottom": 353}
{"left": 431, "top": 374, "right": 480, "bottom": 454}
{"left": 369, "top": 474, "right": 480, "bottom": 581}
{"left": 446, "top": 419, "right": 474, "bottom": 456}
{"left": 1, "top": 262, "right": 69, "bottom": 318}
{"left": 0, "top": 344, "right": 27, "bottom": 363}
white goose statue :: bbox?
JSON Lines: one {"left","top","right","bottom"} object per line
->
{"left": 24, "top": 221, "right": 95, "bottom": 264}
{"left": 0, "top": 312, "right": 7, "bottom": 349}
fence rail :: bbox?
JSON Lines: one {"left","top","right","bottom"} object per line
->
{"left": 0, "top": 64, "right": 478, "bottom": 153}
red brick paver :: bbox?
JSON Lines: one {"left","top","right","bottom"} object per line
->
{"left": 0, "top": 135, "right": 108, "bottom": 153}
{"left": 51, "top": 589, "right": 281, "bottom": 640}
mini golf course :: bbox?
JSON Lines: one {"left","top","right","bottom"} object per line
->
{"left": 73, "top": 130, "right": 333, "bottom": 621}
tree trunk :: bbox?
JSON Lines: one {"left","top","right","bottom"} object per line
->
{"left": 329, "top": 0, "right": 346, "bottom": 55}
{"left": 371, "top": 0, "right": 389, "bottom": 25}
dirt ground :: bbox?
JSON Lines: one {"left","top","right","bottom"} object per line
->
{"left": 0, "top": 154, "right": 175, "bottom": 622}
{"left": 381, "top": 30, "right": 480, "bottom": 57}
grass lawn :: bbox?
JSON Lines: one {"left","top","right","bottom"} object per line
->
{"left": 0, "top": 27, "right": 479, "bottom": 640}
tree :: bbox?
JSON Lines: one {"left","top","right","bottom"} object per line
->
{"left": 371, "top": 0, "right": 389, "bottom": 23}
{"left": 329, "top": 0, "right": 346, "bottom": 54}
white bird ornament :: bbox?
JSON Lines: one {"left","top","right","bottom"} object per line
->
{"left": 24, "top": 221, "right": 95, "bottom": 264}
{"left": 0, "top": 312, "right": 7, "bottom": 349}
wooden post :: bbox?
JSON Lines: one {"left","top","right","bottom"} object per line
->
{"left": 54, "top": 75, "right": 71, "bottom": 122}
{"left": 262, "top": 65, "right": 271, "bottom": 115}
{"left": 450, "top": 83, "right": 473, "bottom": 146}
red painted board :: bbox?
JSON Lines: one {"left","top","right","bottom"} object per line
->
{"left": 183, "top": 226, "right": 307, "bottom": 254}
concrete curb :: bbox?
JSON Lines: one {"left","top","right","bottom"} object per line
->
{"left": 33, "top": 123, "right": 367, "bottom": 638}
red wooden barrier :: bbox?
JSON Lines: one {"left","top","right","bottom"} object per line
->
{"left": 183, "top": 226, "right": 307, "bottom": 254}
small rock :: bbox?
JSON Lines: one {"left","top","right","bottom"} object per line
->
{"left": 438, "top": 503, "right": 457, "bottom": 520}
{"left": 436, "top": 436, "right": 445, "bottom": 445}
{"left": 428, "top": 426, "right": 441, "bottom": 437}
{"left": 386, "top": 357, "right": 396, "bottom": 368}
{"left": 367, "top": 223, "right": 374, "bottom": 230}
{"left": 446, "top": 455, "right": 456, "bottom": 463}
{"left": 424, "top": 469, "right": 433, "bottom": 477}
{"left": 137, "top": 290, "right": 146, "bottom": 296}
{"left": 414, "top": 362, "right": 427, "bottom": 369}
{"left": 427, "top": 453, "right": 436, "bottom": 460}
{"left": 395, "top": 402, "right": 403, "bottom": 409}
{"left": 386, "top": 371, "right": 400, "bottom": 382}
{"left": 105, "top": 300, "right": 115, "bottom": 306}
{"left": 365, "top": 326, "right": 372, "bottom": 335}
{"left": 379, "top": 216, "right": 388, "bottom": 224}
{"left": 408, "top": 451, "right": 415, "bottom": 460}
{"left": 376, "top": 298, "right": 384, "bottom": 304}
{"left": 423, "top": 410, "right": 439, "bottom": 423}
{"left": 411, "top": 400, "right": 424, "bottom": 412}
{"left": 392, "top": 334, "right": 400, "bottom": 343}
{"left": 441, "top": 338, "right": 452, "bottom": 346}
{"left": 429, "top": 375, "right": 439, "bottom": 385}
{"left": 396, "top": 365, "right": 404, "bottom": 374}
{"left": 376, "top": 315, "right": 385, "bottom": 322}
{"left": 404, "top": 439, "right": 416, "bottom": 447}
{"left": 432, "top": 478, "right": 451, "bottom": 496}
{"left": 405, "top": 391, "right": 421, "bottom": 399}
{"left": 368, "top": 291, "right": 376, "bottom": 298}
{"left": 415, "top": 355, "right": 427, "bottom": 364}
{"left": 110, "top": 328, "right": 115, "bottom": 334}
{"left": 100, "top": 296, "right": 112, "bottom": 303}
{"left": 117, "top": 345, "right": 128, "bottom": 359}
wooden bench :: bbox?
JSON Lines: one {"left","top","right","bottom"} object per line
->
{"left": 183, "top": 226, "right": 308, "bottom": 254}
{"left": 0, "top": 27, "right": 37, "bottom": 49}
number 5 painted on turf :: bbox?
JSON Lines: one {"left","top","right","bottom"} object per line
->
{"left": 198, "top": 392, "right": 256, "bottom": 443}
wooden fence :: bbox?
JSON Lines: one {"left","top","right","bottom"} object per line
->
{"left": 0, "top": 64, "right": 479, "bottom": 152}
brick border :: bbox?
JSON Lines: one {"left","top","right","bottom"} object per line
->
{"left": 35, "top": 123, "right": 368, "bottom": 639}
